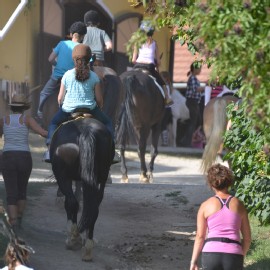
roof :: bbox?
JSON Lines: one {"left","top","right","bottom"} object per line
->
{"left": 172, "top": 42, "right": 211, "bottom": 84}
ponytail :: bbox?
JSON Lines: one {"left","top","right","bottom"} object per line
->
{"left": 74, "top": 58, "right": 90, "bottom": 82}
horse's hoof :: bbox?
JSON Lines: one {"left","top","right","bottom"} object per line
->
{"left": 147, "top": 172, "right": 153, "bottom": 183}
{"left": 81, "top": 239, "right": 94, "bottom": 261}
{"left": 139, "top": 174, "right": 149, "bottom": 183}
{"left": 121, "top": 176, "right": 129, "bottom": 183}
{"left": 65, "top": 235, "right": 82, "bottom": 250}
{"left": 65, "top": 224, "right": 82, "bottom": 250}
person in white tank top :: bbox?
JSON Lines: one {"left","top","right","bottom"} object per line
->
{"left": 132, "top": 20, "right": 173, "bottom": 106}
{"left": 0, "top": 101, "right": 47, "bottom": 233}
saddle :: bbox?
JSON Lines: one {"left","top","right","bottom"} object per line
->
{"left": 71, "top": 108, "right": 93, "bottom": 119}
{"left": 134, "top": 67, "right": 151, "bottom": 75}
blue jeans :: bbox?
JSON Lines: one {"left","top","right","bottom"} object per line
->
{"left": 46, "top": 106, "right": 114, "bottom": 145}
{"left": 38, "top": 76, "right": 61, "bottom": 113}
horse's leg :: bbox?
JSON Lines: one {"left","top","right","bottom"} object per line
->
{"left": 172, "top": 117, "right": 177, "bottom": 147}
{"left": 81, "top": 183, "right": 104, "bottom": 261}
{"left": 119, "top": 145, "right": 129, "bottom": 183}
{"left": 74, "top": 181, "right": 82, "bottom": 202}
{"left": 55, "top": 174, "right": 82, "bottom": 250}
{"left": 64, "top": 187, "right": 82, "bottom": 250}
{"left": 138, "top": 128, "right": 149, "bottom": 183}
{"left": 106, "top": 172, "right": 112, "bottom": 184}
{"left": 148, "top": 123, "right": 161, "bottom": 183}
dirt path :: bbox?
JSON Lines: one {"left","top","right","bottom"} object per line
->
{"left": 20, "top": 182, "right": 211, "bottom": 270}
{"left": 1, "top": 134, "right": 219, "bottom": 270}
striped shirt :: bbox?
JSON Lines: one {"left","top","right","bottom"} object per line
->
{"left": 3, "top": 114, "right": 30, "bottom": 152}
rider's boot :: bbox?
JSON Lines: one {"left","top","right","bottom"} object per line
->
{"left": 43, "top": 145, "right": 51, "bottom": 163}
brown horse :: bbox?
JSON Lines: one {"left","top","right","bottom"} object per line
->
{"left": 116, "top": 70, "right": 165, "bottom": 183}
{"left": 201, "top": 95, "right": 239, "bottom": 173}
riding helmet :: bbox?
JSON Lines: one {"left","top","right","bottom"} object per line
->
{"left": 84, "top": 10, "right": 99, "bottom": 26}
{"left": 140, "top": 20, "right": 155, "bottom": 36}
{"left": 72, "top": 44, "right": 92, "bottom": 62}
{"left": 69, "top": 21, "right": 87, "bottom": 36}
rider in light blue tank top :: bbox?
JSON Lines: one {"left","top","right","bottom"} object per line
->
{"left": 61, "top": 69, "right": 99, "bottom": 112}
{"left": 44, "top": 44, "right": 117, "bottom": 163}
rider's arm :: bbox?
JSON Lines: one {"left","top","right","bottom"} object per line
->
{"left": 94, "top": 83, "right": 103, "bottom": 109}
{"left": 104, "top": 32, "right": 112, "bottom": 52}
{"left": 24, "top": 116, "right": 48, "bottom": 137}
{"left": 132, "top": 46, "right": 138, "bottom": 64}
{"left": 58, "top": 82, "right": 66, "bottom": 106}
{"left": 48, "top": 51, "right": 57, "bottom": 66}
{"left": 154, "top": 42, "right": 161, "bottom": 67}
{"left": 104, "top": 40, "right": 112, "bottom": 52}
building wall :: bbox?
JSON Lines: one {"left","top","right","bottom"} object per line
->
{"left": 0, "top": 1, "right": 40, "bottom": 85}
{"left": 0, "top": 1, "right": 208, "bottom": 102}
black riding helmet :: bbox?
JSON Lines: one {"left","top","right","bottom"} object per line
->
{"left": 84, "top": 10, "right": 99, "bottom": 26}
{"left": 69, "top": 21, "right": 87, "bottom": 36}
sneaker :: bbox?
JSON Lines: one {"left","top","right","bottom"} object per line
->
{"left": 43, "top": 150, "right": 51, "bottom": 163}
{"left": 165, "top": 98, "right": 174, "bottom": 106}
{"left": 112, "top": 151, "right": 121, "bottom": 165}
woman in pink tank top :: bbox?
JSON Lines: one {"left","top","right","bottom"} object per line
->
{"left": 190, "top": 164, "right": 251, "bottom": 270}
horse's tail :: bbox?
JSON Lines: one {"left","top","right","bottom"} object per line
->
{"left": 77, "top": 126, "right": 97, "bottom": 232}
{"left": 116, "top": 75, "right": 137, "bottom": 146}
{"left": 78, "top": 126, "right": 96, "bottom": 186}
{"left": 201, "top": 98, "right": 227, "bottom": 173}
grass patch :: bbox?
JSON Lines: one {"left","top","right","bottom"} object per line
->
{"left": 245, "top": 217, "right": 270, "bottom": 270}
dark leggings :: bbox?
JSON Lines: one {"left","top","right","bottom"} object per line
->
{"left": 202, "top": 252, "right": 244, "bottom": 270}
{"left": 2, "top": 151, "right": 32, "bottom": 205}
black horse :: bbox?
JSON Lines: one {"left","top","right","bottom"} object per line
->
{"left": 42, "top": 67, "right": 122, "bottom": 260}
{"left": 42, "top": 66, "right": 123, "bottom": 188}
{"left": 50, "top": 117, "right": 113, "bottom": 261}
{"left": 116, "top": 70, "right": 165, "bottom": 183}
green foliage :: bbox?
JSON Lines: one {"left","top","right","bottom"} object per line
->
{"left": 125, "top": 27, "right": 148, "bottom": 62}
{"left": 188, "top": 1, "right": 270, "bottom": 143}
{"left": 224, "top": 103, "right": 270, "bottom": 225}
{"left": 245, "top": 217, "right": 270, "bottom": 268}
{"left": 127, "top": 0, "right": 270, "bottom": 225}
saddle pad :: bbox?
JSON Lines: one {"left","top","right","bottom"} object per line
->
{"left": 148, "top": 75, "right": 165, "bottom": 98}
